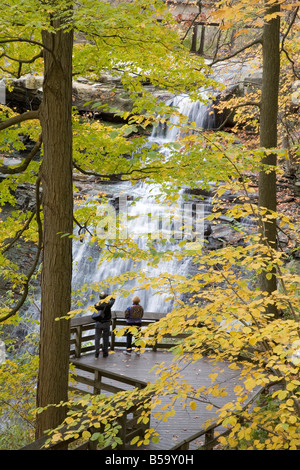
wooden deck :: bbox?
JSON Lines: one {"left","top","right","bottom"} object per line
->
{"left": 71, "top": 349, "right": 243, "bottom": 450}
{"left": 21, "top": 314, "right": 260, "bottom": 451}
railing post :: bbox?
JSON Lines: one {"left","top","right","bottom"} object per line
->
{"left": 117, "top": 413, "right": 127, "bottom": 449}
{"left": 204, "top": 428, "right": 215, "bottom": 450}
{"left": 111, "top": 318, "right": 116, "bottom": 351}
{"left": 74, "top": 325, "right": 82, "bottom": 358}
{"left": 153, "top": 332, "right": 158, "bottom": 352}
{"left": 179, "top": 442, "right": 189, "bottom": 450}
{"left": 94, "top": 370, "right": 102, "bottom": 394}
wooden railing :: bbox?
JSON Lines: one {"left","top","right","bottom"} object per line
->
{"left": 23, "top": 313, "right": 264, "bottom": 451}
{"left": 22, "top": 359, "right": 149, "bottom": 450}
{"left": 69, "top": 360, "right": 149, "bottom": 449}
{"left": 170, "top": 421, "right": 227, "bottom": 451}
{"left": 69, "top": 359, "right": 147, "bottom": 396}
{"left": 70, "top": 311, "right": 185, "bottom": 358}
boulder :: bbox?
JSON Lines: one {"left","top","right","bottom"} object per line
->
{"left": 291, "top": 80, "right": 300, "bottom": 106}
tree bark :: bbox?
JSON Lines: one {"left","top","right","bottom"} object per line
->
{"left": 197, "top": 26, "right": 205, "bottom": 56}
{"left": 190, "top": 24, "right": 198, "bottom": 53}
{"left": 258, "top": 2, "right": 280, "bottom": 315}
{"left": 36, "top": 23, "right": 73, "bottom": 439}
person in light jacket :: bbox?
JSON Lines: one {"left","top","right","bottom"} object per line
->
{"left": 123, "top": 296, "right": 144, "bottom": 356}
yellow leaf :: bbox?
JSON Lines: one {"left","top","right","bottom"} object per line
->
{"left": 82, "top": 430, "right": 91, "bottom": 440}
{"left": 244, "top": 378, "right": 256, "bottom": 391}
{"left": 209, "top": 373, "right": 218, "bottom": 383}
{"left": 190, "top": 401, "right": 197, "bottom": 411}
{"left": 286, "top": 382, "right": 296, "bottom": 391}
{"left": 234, "top": 385, "right": 243, "bottom": 395}
{"left": 289, "top": 416, "right": 297, "bottom": 424}
{"left": 52, "top": 433, "right": 62, "bottom": 442}
{"left": 130, "top": 436, "right": 140, "bottom": 445}
{"left": 277, "top": 390, "right": 288, "bottom": 400}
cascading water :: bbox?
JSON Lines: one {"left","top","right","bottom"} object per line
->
{"left": 72, "top": 92, "right": 216, "bottom": 315}
{"left": 72, "top": 185, "right": 192, "bottom": 313}
{"left": 150, "top": 92, "right": 216, "bottom": 144}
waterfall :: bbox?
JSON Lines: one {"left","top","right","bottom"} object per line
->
{"left": 72, "top": 92, "right": 215, "bottom": 316}
{"left": 150, "top": 92, "right": 216, "bottom": 144}
{"left": 72, "top": 183, "right": 199, "bottom": 314}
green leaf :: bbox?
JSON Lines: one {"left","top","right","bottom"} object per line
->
{"left": 130, "top": 435, "right": 140, "bottom": 445}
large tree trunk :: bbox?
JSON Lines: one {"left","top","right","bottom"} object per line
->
{"left": 258, "top": 2, "right": 280, "bottom": 315}
{"left": 36, "top": 24, "right": 73, "bottom": 439}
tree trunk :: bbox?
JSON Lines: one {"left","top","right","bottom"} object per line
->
{"left": 36, "top": 24, "right": 73, "bottom": 439}
{"left": 258, "top": 2, "right": 280, "bottom": 315}
{"left": 197, "top": 26, "right": 206, "bottom": 56}
{"left": 190, "top": 24, "right": 198, "bottom": 53}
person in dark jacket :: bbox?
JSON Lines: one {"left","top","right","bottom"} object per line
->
{"left": 123, "top": 296, "right": 144, "bottom": 356}
{"left": 94, "top": 292, "right": 115, "bottom": 358}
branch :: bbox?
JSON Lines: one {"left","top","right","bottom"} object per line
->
{"left": 209, "top": 36, "right": 263, "bottom": 66}
{"left": 73, "top": 215, "right": 93, "bottom": 238}
{"left": 280, "top": 7, "right": 299, "bottom": 52}
{"left": 0, "top": 109, "right": 40, "bottom": 132}
{"left": 0, "top": 174, "right": 43, "bottom": 323}
{"left": 1, "top": 210, "right": 36, "bottom": 254}
{"left": 180, "top": 12, "right": 201, "bottom": 43}
{"left": 0, "top": 38, "right": 52, "bottom": 54}
{"left": 0, "top": 51, "right": 43, "bottom": 65}
{"left": 73, "top": 160, "right": 121, "bottom": 181}
{"left": 0, "top": 134, "right": 42, "bottom": 175}
{"left": 281, "top": 46, "right": 300, "bottom": 80}
{"left": 73, "top": 160, "right": 164, "bottom": 181}
{"left": 0, "top": 50, "right": 43, "bottom": 78}
{"left": 214, "top": 101, "right": 261, "bottom": 131}
{"left": 280, "top": 7, "right": 300, "bottom": 79}
{"left": 0, "top": 398, "right": 35, "bottom": 428}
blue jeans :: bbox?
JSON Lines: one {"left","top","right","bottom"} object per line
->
{"left": 95, "top": 321, "right": 110, "bottom": 356}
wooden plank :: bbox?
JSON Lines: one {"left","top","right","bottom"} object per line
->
{"left": 111, "top": 311, "right": 166, "bottom": 321}
{"left": 70, "top": 358, "right": 148, "bottom": 389}
{"left": 70, "top": 311, "right": 166, "bottom": 328}
{"left": 70, "top": 315, "right": 94, "bottom": 327}
{"left": 24, "top": 349, "right": 261, "bottom": 451}
{"left": 70, "top": 351, "right": 247, "bottom": 450}
{"left": 70, "top": 312, "right": 186, "bottom": 355}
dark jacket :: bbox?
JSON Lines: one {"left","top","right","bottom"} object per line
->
{"left": 94, "top": 297, "right": 115, "bottom": 323}
{"left": 124, "top": 304, "right": 144, "bottom": 325}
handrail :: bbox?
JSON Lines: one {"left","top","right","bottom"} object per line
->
{"left": 69, "top": 358, "right": 147, "bottom": 395}
{"left": 170, "top": 421, "right": 227, "bottom": 450}
{"left": 23, "top": 314, "right": 265, "bottom": 451}
{"left": 70, "top": 311, "right": 186, "bottom": 358}
{"left": 22, "top": 360, "right": 149, "bottom": 450}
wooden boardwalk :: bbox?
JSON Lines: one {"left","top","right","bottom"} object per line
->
{"left": 21, "top": 315, "right": 260, "bottom": 451}
{"left": 71, "top": 349, "right": 243, "bottom": 450}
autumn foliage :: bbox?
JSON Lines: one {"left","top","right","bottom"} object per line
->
{"left": 0, "top": 0, "right": 299, "bottom": 450}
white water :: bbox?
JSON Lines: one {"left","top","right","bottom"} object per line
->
{"left": 72, "top": 181, "right": 212, "bottom": 313}
{"left": 150, "top": 92, "right": 216, "bottom": 144}
{"left": 72, "top": 93, "right": 215, "bottom": 315}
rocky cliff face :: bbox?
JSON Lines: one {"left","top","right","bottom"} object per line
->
{"left": 5, "top": 73, "right": 174, "bottom": 122}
